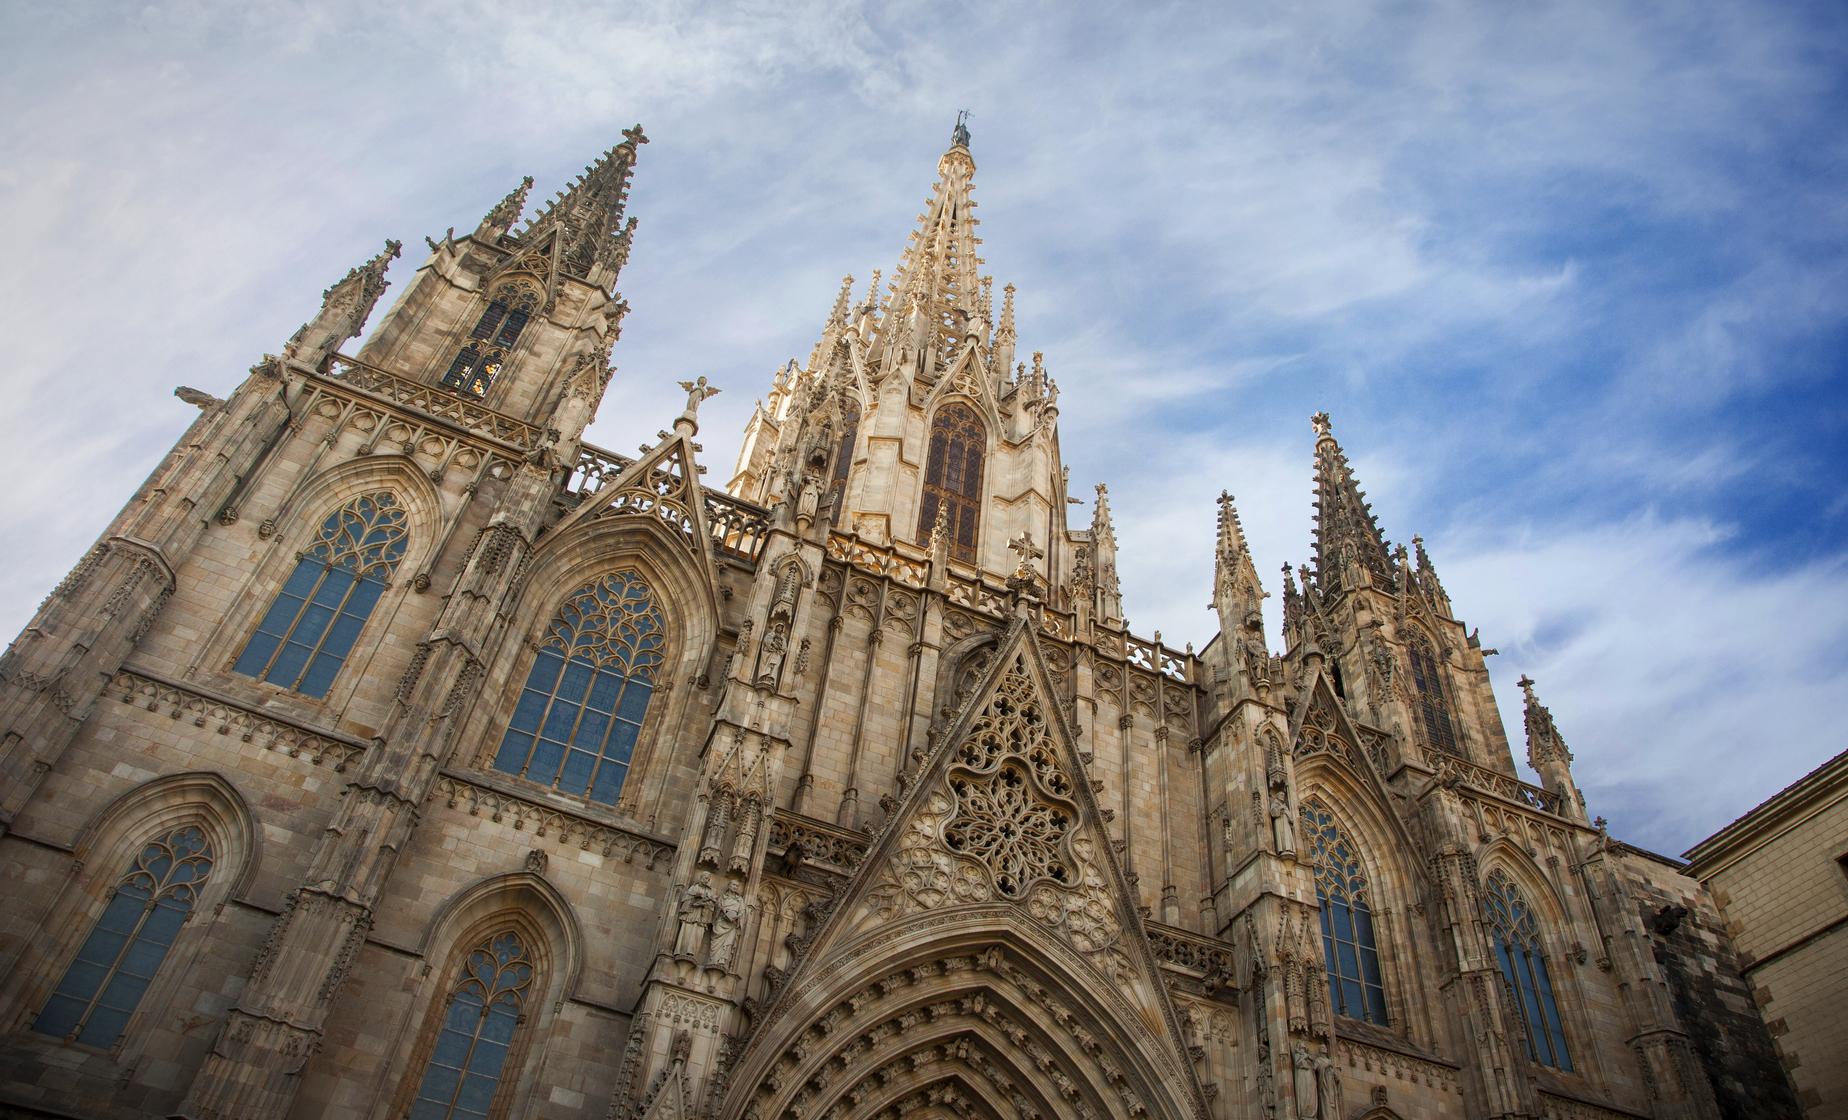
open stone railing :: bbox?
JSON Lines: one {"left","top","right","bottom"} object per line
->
{"left": 767, "top": 810, "right": 871, "bottom": 871}
{"left": 1434, "top": 752, "right": 1562, "bottom": 815}
{"left": 1145, "top": 923, "right": 1235, "bottom": 986}
{"left": 326, "top": 355, "right": 544, "bottom": 450}
{"left": 568, "top": 441, "right": 769, "bottom": 564}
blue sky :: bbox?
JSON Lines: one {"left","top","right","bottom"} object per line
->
{"left": 2, "top": 1, "right": 1844, "bottom": 856}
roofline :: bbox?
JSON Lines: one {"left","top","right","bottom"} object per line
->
{"left": 1682, "top": 746, "right": 1848, "bottom": 876}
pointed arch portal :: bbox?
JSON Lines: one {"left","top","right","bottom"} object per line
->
{"left": 723, "top": 920, "right": 1197, "bottom": 1120}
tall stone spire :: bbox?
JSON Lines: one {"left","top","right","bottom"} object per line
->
{"left": 282, "top": 239, "right": 401, "bottom": 371}
{"left": 1309, "top": 411, "right": 1394, "bottom": 593}
{"left": 1213, "top": 491, "right": 1265, "bottom": 632}
{"left": 1519, "top": 675, "right": 1584, "bottom": 820}
{"left": 522, "top": 124, "right": 647, "bottom": 283}
{"left": 1091, "top": 483, "right": 1124, "bottom": 625}
{"left": 867, "top": 118, "right": 988, "bottom": 383}
{"left": 1412, "top": 533, "right": 1454, "bottom": 617}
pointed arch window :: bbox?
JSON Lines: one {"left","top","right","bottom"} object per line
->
{"left": 917, "top": 402, "right": 984, "bottom": 564}
{"left": 33, "top": 826, "right": 214, "bottom": 1048}
{"left": 234, "top": 492, "right": 408, "bottom": 697}
{"left": 1302, "top": 799, "right": 1389, "bottom": 1025}
{"left": 441, "top": 287, "right": 537, "bottom": 399}
{"left": 1407, "top": 636, "right": 1460, "bottom": 756}
{"left": 1485, "top": 870, "right": 1572, "bottom": 1070}
{"left": 825, "top": 397, "right": 861, "bottom": 517}
{"left": 408, "top": 930, "right": 535, "bottom": 1120}
{"left": 492, "top": 571, "right": 667, "bottom": 806}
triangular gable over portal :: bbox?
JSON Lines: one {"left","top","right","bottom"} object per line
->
{"left": 721, "top": 618, "right": 1211, "bottom": 1119}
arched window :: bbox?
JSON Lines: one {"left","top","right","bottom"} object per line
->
{"left": 825, "top": 397, "right": 861, "bottom": 517}
{"left": 1301, "top": 799, "right": 1389, "bottom": 1025}
{"left": 33, "top": 825, "right": 214, "bottom": 1048}
{"left": 441, "top": 288, "right": 537, "bottom": 399}
{"left": 234, "top": 491, "right": 408, "bottom": 697}
{"left": 1407, "top": 636, "right": 1460, "bottom": 756}
{"left": 492, "top": 571, "right": 667, "bottom": 806}
{"left": 1484, "top": 870, "right": 1572, "bottom": 1070}
{"left": 917, "top": 402, "right": 984, "bottom": 564}
{"left": 407, "top": 929, "right": 535, "bottom": 1120}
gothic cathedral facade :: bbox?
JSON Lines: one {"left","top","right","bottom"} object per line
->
{"left": 0, "top": 124, "right": 1797, "bottom": 1119}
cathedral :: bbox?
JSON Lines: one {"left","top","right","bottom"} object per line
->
{"left": 0, "top": 121, "right": 1799, "bottom": 1120}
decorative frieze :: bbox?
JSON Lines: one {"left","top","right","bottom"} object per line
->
{"left": 1338, "top": 1036, "right": 1462, "bottom": 1094}
{"left": 432, "top": 773, "right": 672, "bottom": 867}
{"left": 110, "top": 669, "right": 366, "bottom": 770}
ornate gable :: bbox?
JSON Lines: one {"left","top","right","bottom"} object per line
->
{"left": 724, "top": 620, "right": 1211, "bottom": 1119}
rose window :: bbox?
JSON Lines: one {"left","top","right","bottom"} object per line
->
{"left": 945, "top": 762, "right": 1073, "bottom": 897}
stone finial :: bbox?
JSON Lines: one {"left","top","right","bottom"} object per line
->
{"left": 1310, "top": 410, "right": 1332, "bottom": 438}
{"left": 479, "top": 175, "right": 533, "bottom": 237}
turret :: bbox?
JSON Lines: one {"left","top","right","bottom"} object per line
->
{"left": 281, "top": 240, "right": 401, "bottom": 373}
{"left": 351, "top": 129, "right": 646, "bottom": 437}
{"left": 1310, "top": 411, "right": 1394, "bottom": 594}
{"left": 1212, "top": 491, "right": 1270, "bottom": 697}
{"left": 1089, "top": 484, "right": 1125, "bottom": 626}
{"left": 1520, "top": 675, "right": 1586, "bottom": 820}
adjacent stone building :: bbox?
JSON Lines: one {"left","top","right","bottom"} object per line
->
{"left": 0, "top": 120, "right": 1803, "bottom": 1119}
{"left": 1683, "top": 748, "right": 1848, "bottom": 1117}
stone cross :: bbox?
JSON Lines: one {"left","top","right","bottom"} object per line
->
{"left": 1007, "top": 531, "right": 1043, "bottom": 568}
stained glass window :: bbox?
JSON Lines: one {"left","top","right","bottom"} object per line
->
{"left": 1408, "top": 637, "right": 1460, "bottom": 756}
{"left": 1484, "top": 870, "right": 1572, "bottom": 1070}
{"left": 235, "top": 492, "right": 408, "bottom": 698}
{"left": 408, "top": 930, "right": 534, "bottom": 1120}
{"left": 1301, "top": 799, "right": 1389, "bottom": 1025}
{"left": 825, "top": 398, "right": 861, "bottom": 517}
{"left": 492, "top": 571, "right": 666, "bottom": 806}
{"left": 916, "top": 402, "right": 984, "bottom": 564}
{"left": 34, "top": 826, "right": 214, "bottom": 1049}
{"left": 441, "top": 289, "right": 537, "bottom": 399}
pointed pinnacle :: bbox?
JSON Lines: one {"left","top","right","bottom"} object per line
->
{"left": 482, "top": 175, "right": 533, "bottom": 233}
{"left": 829, "top": 275, "right": 855, "bottom": 325}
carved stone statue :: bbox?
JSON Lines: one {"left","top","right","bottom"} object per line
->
{"left": 795, "top": 472, "right": 822, "bottom": 529}
{"left": 706, "top": 879, "right": 746, "bottom": 971}
{"left": 1292, "top": 1043, "right": 1320, "bottom": 1119}
{"left": 1314, "top": 1049, "right": 1344, "bottom": 1120}
{"left": 757, "top": 625, "right": 788, "bottom": 689}
{"left": 1270, "top": 794, "right": 1297, "bottom": 857}
{"left": 675, "top": 870, "right": 717, "bottom": 959}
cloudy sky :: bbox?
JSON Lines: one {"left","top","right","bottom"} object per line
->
{"left": 3, "top": 1, "right": 1844, "bottom": 856}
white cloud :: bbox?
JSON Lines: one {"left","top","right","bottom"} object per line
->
{"left": 0, "top": 0, "right": 1842, "bottom": 859}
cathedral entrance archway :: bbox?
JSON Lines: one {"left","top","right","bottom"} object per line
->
{"left": 720, "top": 913, "right": 1201, "bottom": 1120}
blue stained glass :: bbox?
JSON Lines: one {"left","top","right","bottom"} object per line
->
{"left": 1302, "top": 799, "right": 1390, "bottom": 1027}
{"left": 235, "top": 494, "right": 407, "bottom": 697}
{"left": 527, "top": 739, "right": 564, "bottom": 781}
{"left": 408, "top": 931, "right": 533, "bottom": 1119}
{"left": 559, "top": 750, "right": 594, "bottom": 795}
{"left": 493, "top": 732, "right": 533, "bottom": 773}
{"left": 589, "top": 760, "right": 627, "bottom": 805}
{"left": 491, "top": 572, "right": 665, "bottom": 806}
{"left": 34, "top": 825, "right": 214, "bottom": 1049}
{"left": 1484, "top": 871, "right": 1572, "bottom": 1069}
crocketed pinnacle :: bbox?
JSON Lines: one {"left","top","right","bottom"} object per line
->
{"left": 522, "top": 124, "right": 648, "bottom": 282}
{"left": 1519, "top": 675, "right": 1573, "bottom": 767}
{"left": 1310, "top": 411, "right": 1395, "bottom": 592}
{"left": 1214, "top": 490, "right": 1266, "bottom": 634}
{"left": 479, "top": 175, "right": 534, "bottom": 238}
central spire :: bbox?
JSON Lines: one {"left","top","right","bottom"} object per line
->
{"left": 868, "top": 118, "right": 989, "bottom": 383}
